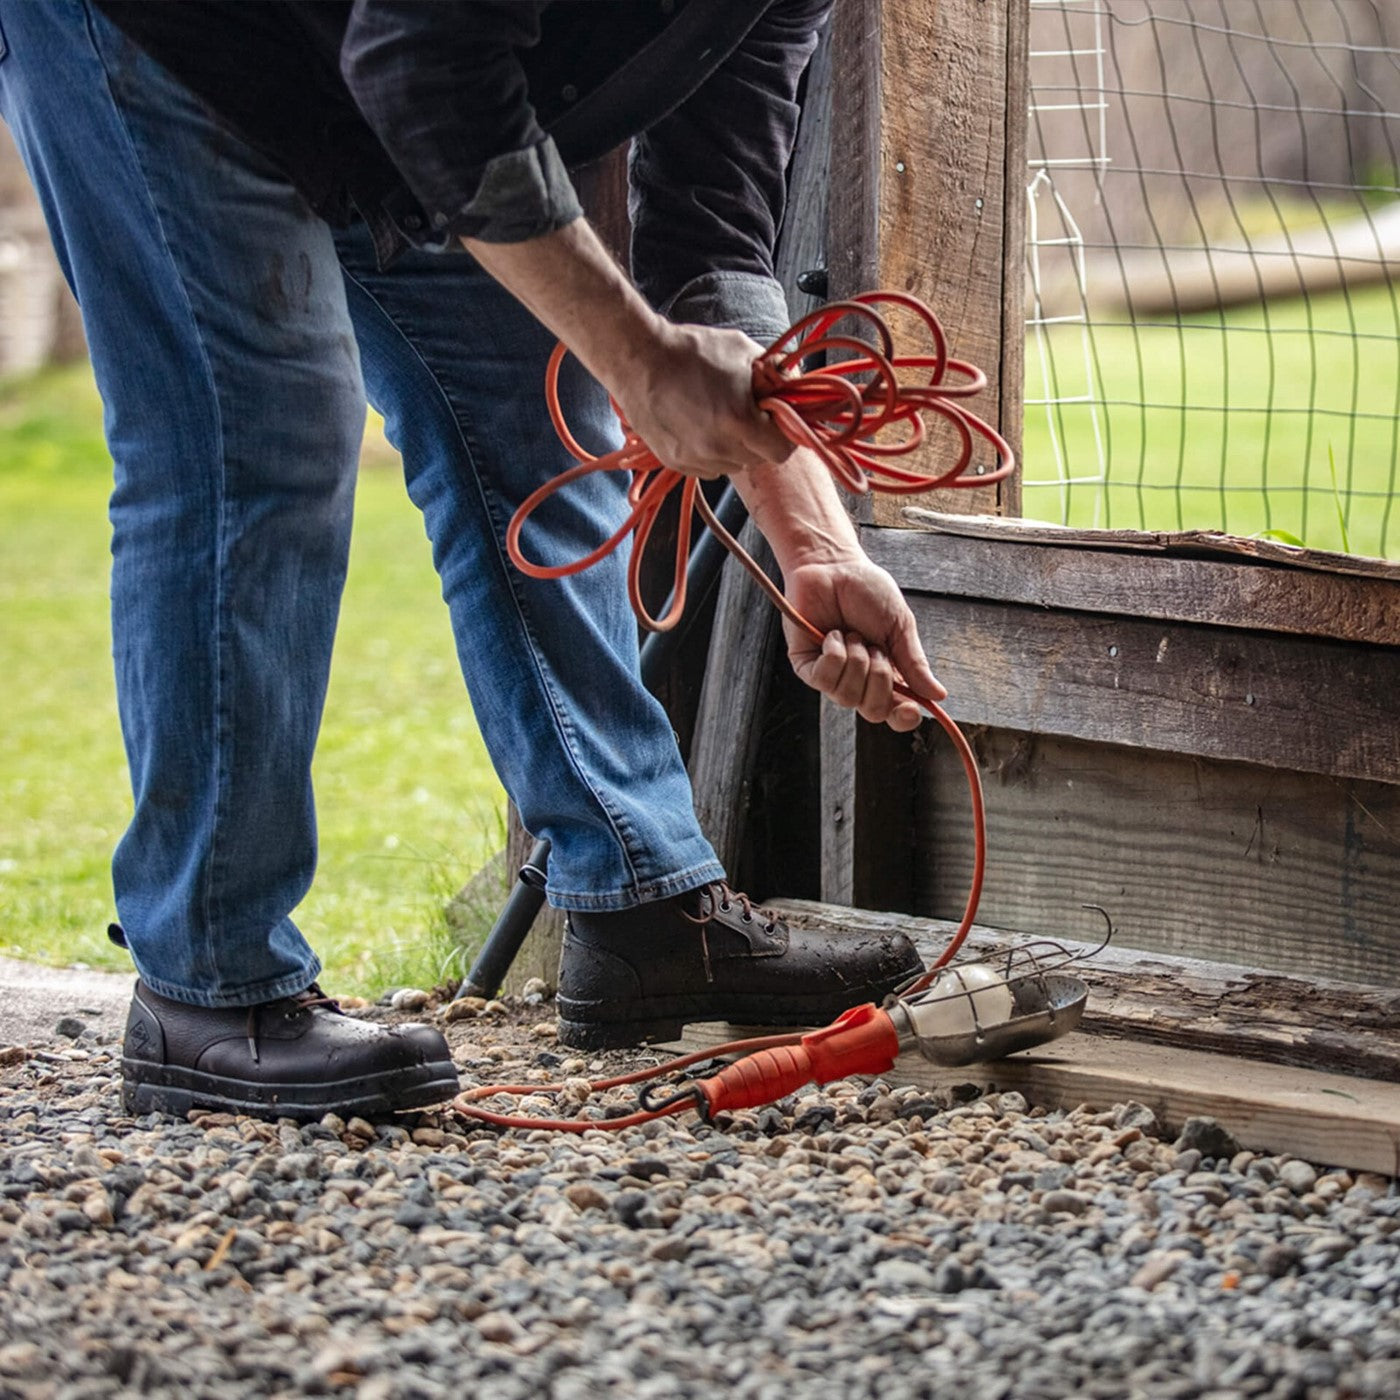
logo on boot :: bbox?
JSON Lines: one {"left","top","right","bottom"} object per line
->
{"left": 126, "top": 1018, "right": 152, "bottom": 1056}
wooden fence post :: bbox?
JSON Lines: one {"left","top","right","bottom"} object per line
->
{"left": 821, "top": 0, "right": 1029, "bottom": 906}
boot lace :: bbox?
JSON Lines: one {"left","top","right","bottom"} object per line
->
{"left": 680, "top": 882, "right": 779, "bottom": 935}
{"left": 245, "top": 984, "right": 341, "bottom": 1064}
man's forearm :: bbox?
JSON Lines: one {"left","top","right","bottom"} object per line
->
{"left": 463, "top": 219, "right": 662, "bottom": 395}
{"left": 731, "top": 447, "right": 863, "bottom": 571}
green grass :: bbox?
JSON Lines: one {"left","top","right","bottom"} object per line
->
{"left": 1023, "top": 282, "right": 1400, "bottom": 559}
{"left": 0, "top": 364, "right": 505, "bottom": 996}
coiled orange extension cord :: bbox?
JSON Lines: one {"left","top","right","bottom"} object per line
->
{"left": 453, "top": 292, "right": 1014, "bottom": 1131}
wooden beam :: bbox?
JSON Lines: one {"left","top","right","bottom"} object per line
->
{"left": 914, "top": 728, "right": 1400, "bottom": 988}
{"left": 866, "top": 523, "right": 1400, "bottom": 647}
{"left": 829, "top": 0, "right": 1027, "bottom": 523}
{"left": 668, "top": 1023, "right": 1400, "bottom": 1177}
{"left": 768, "top": 899, "right": 1400, "bottom": 1081}
{"left": 907, "top": 595, "right": 1400, "bottom": 783}
{"left": 819, "top": 0, "right": 1029, "bottom": 902}
{"left": 818, "top": 703, "right": 918, "bottom": 909}
{"left": 900, "top": 508, "right": 1400, "bottom": 587}
{"left": 688, "top": 523, "right": 783, "bottom": 877}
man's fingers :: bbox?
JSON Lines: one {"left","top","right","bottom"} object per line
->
{"left": 790, "top": 619, "right": 949, "bottom": 731}
{"left": 890, "top": 619, "right": 947, "bottom": 703}
{"left": 885, "top": 698, "right": 928, "bottom": 733}
{"left": 794, "top": 631, "right": 897, "bottom": 721}
{"left": 828, "top": 631, "right": 872, "bottom": 710}
{"left": 855, "top": 644, "right": 897, "bottom": 724}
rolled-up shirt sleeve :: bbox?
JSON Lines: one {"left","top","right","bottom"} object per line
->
{"left": 629, "top": 0, "right": 830, "bottom": 344}
{"left": 340, "top": 0, "right": 583, "bottom": 243}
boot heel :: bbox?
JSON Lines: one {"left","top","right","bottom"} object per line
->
{"left": 122, "top": 1077, "right": 194, "bottom": 1118}
{"left": 556, "top": 1016, "right": 685, "bottom": 1051}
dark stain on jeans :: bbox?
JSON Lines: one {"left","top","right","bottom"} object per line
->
{"left": 254, "top": 250, "right": 314, "bottom": 323}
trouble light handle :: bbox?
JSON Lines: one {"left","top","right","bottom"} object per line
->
{"left": 696, "top": 1003, "right": 902, "bottom": 1117}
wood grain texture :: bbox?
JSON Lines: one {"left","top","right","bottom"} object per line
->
{"left": 828, "top": 0, "right": 882, "bottom": 299}
{"left": 868, "top": 0, "right": 1024, "bottom": 526}
{"left": 907, "top": 595, "right": 1400, "bottom": 783}
{"left": 819, "top": 702, "right": 859, "bottom": 905}
{"left": 915, "top": 727, "right": 1400, "bottom": 986}
{"left": 688, "top": 526, "right": 783, "bottom": 875}
{"left": 997, "top": 0, "right": 1029, "bottom": 519}
{"left": 822, "top": 0, "right": 1034, "bottom": 897}
{"left": 865, "top": 524, "right": 1400, "bottom": 646}
{"left": 818, "top": 701, "right": 919, "bottom": 909}
{"left": 769, "top": 899, "right": 1400, "bottom": 1081}
{"left": 667, "top": 1022, "right": 1400, "bottom": 1175}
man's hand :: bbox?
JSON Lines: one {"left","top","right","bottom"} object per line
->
{"left": 611, "top": 322, "right": 792, "bottom": 478}
{"left": 781, "top": 553, "right": 946, "bottom": 732}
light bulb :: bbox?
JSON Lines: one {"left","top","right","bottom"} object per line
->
{"left": 906, "top": 963, "right": 1015, "bottom": 1040}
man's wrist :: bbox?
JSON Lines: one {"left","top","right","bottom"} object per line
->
{"left": 733, "top": 450, "right": 865, "bottom": 572}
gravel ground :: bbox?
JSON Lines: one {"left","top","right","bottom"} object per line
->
{"left": 2, "top": 990, "right": 1398, "bottom": 1400}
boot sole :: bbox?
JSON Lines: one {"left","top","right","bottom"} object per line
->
{"left": 121, "top": 1057, "right": 460, "bottom": 1123}
{"left": 555, "top": 987, "right": 894, "bottom": 1052}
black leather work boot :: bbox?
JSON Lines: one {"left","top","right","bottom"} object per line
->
{"left": 121, "top": 981, "right": 460, "bottom": 1122}
{"left": 555, "top": 883, "right": 923, "bottom": 1050}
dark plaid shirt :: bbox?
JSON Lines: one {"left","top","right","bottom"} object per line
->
{"left": 97, "top": 0, "right": 830, "bottom": 340}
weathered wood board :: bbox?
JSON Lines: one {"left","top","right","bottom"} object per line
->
{"left": 828, "top": 0, "right": 1025, "bottom": 522}
{"left": 835, "top": 519, "right": 1400, "bottom": 986}
{"left": 820, "top": 702, "right": 919, "bottom": 911}
{"left": 899, "top": 507, "right": 1400, "bottom": 585}
{"left": 915, "top": 727, "right": 1400, "bottom": 987}
{"left": 669, "top": 1022, "right": 1400, "bottom": 1176}
{"left": 868, "top": 522, "right": 1400, "bottom": 646}
{"left": 906, "top": 595, "right": 1400, "bottom": 784}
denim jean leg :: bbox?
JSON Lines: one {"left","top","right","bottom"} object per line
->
{"left": 0, "top": 0, "right": 365, "bottom": 1004}
{"left": 334, "top": 228, "right": 725, "bottom": 910}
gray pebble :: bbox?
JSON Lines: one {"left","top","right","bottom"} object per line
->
{"left": 1174, "top": 1116, "right": 1243, "bottom": 1160}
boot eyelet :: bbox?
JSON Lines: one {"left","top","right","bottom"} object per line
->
{"left": 719, "top": 900, "right": 730, "bottom": 912}
{"left": 741, "top": 911, "right": 752, "bottom": 922}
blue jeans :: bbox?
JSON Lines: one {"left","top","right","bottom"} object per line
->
{"left": 0, "top": 0, "right": 723, "bottom": 1007}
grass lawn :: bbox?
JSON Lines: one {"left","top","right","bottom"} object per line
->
{"left": 0, "top": 364, "right": 505, "bottom": 997}
{"left": 1023, "top": 282, "right": 1400, "bottom": 559}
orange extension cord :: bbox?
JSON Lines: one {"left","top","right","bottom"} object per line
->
{"left": 453, "top": 292, "right": 1014, "bottom": 1133}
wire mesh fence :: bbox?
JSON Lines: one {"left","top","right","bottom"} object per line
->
{"left": 1024, "top": 0, "right": 1400, "bottom": 559}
